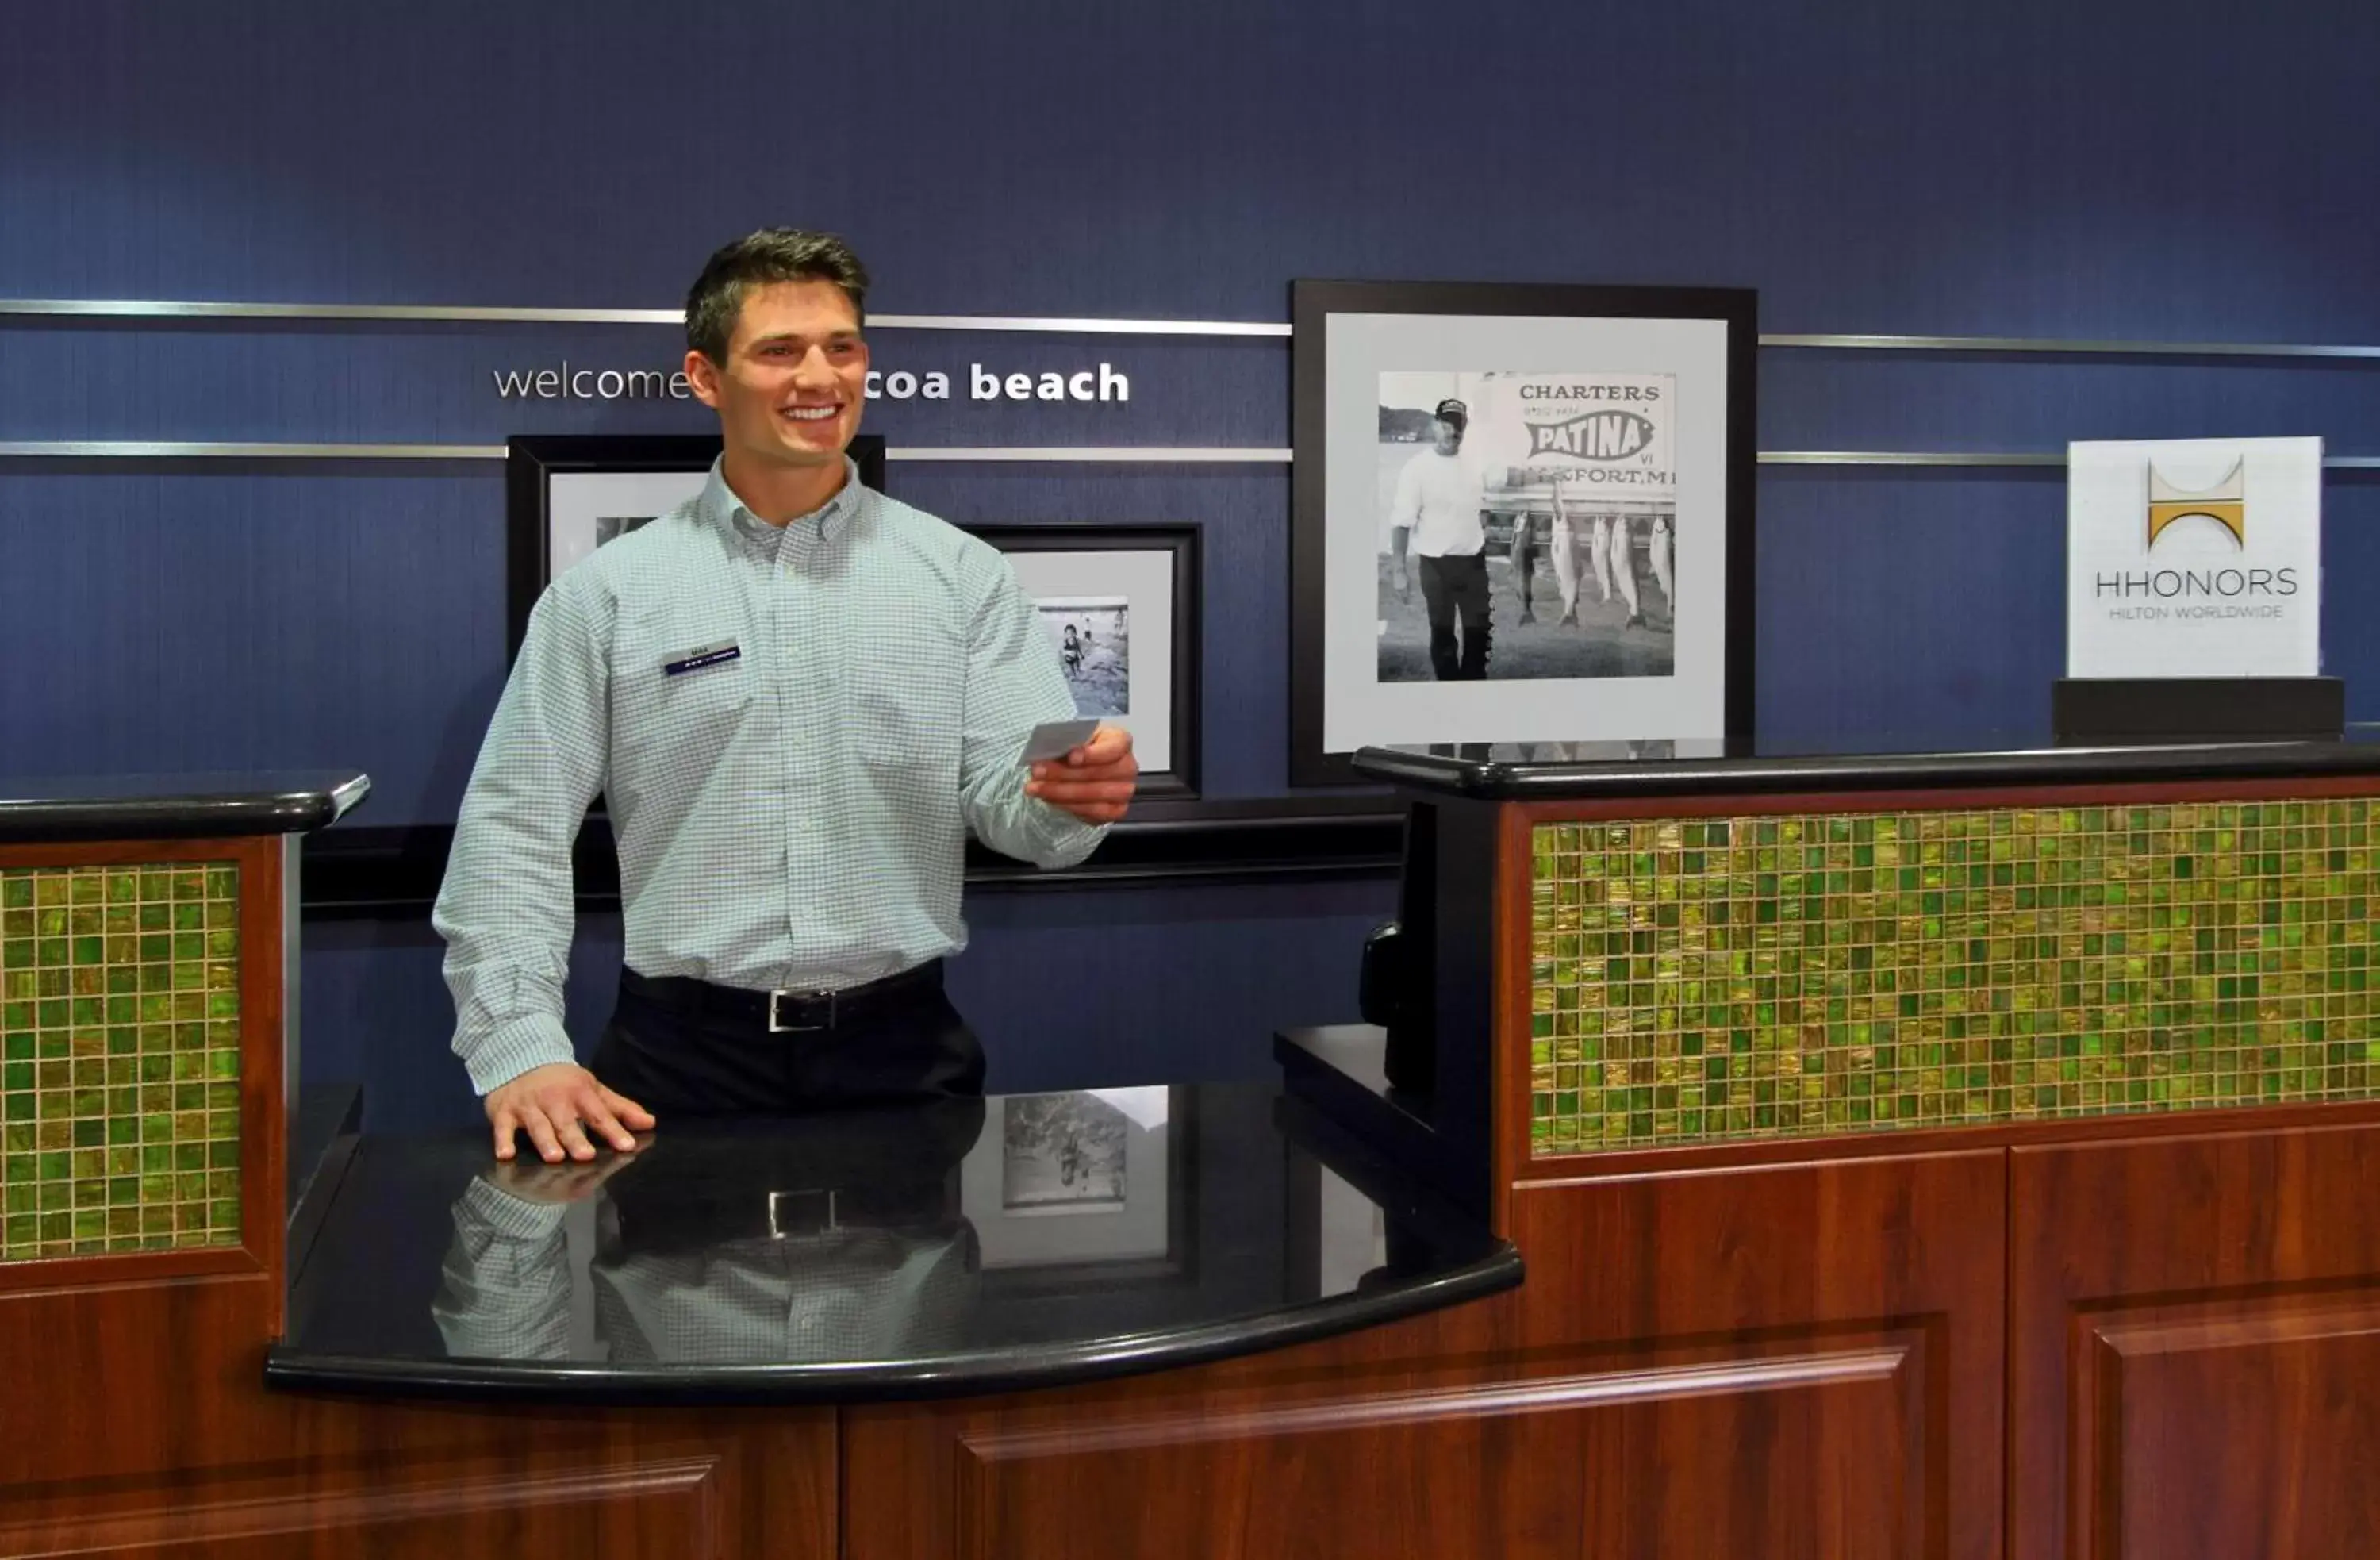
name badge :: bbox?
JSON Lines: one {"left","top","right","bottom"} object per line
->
{"left": 662, "top": 642, "right": 742, "bottom": 677}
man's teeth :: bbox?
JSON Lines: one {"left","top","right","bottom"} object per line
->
{"left": 785, "top": 406, "right": 837, "bottom": 421}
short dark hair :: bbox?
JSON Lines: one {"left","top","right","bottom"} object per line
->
{"left": 683, "top": 228, "right": 869, "bottom": 363}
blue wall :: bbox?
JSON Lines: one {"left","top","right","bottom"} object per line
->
{"left": 6, "top": 0, "right": 2377, "bottom": 1126}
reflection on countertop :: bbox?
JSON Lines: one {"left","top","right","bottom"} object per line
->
{"left": 268, "top": 1081, "right": 1518, "bottom": 1404}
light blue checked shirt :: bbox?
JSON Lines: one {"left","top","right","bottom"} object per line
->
{"left": 432, "top": 1179, "right": 978, "bottom": 1364}
{"left": 434, "top": 458, "right": 1105, "bottom": 1093}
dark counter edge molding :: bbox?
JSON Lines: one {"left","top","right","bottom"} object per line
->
{"left": 298, "top": 797, "right": 1407, "bottom": 913}
{"left": 0, "top": 774, "right": 371, "bottom": 843}
{"left": 1351, "top": 738, "right": 2380, "bottom": 801}
{"left": 263, "top": 1245, "right": 1520, "bottom": 1406}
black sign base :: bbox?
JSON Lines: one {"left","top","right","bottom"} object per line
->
{"left": 2052, "top": 677, "right": 2344, "bottom": 746}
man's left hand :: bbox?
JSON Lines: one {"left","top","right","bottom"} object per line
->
{"left": 1026, "top": 724, "right": 1137, "bottom": 824}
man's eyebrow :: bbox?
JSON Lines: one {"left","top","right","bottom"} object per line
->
{"left": 747, "top": 327, "right": 863, "bottom": 347}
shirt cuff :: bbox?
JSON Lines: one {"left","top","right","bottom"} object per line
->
{"left": 1026, "top": 805, "right": 1111, "bottom": 868}
{"left": 459, "top": 1175, "right": 573, "bottom": 1241}
{"left": 459, "top": 1012, "right": 578, "bottom": 1096}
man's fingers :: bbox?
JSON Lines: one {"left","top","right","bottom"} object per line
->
{"left": 490, "top": 1106, "right": 519, "bottom": 1162}
{"left": 1031, "top": 760, "right": 1136, "bottom": 782}
{"left": 520, "top": 1106, "right": 567, "bottom": 1165}
{"left": 578, "top": 1097, "right": 638, "bottom": 1154}
{"left": 1031, "top": 779, "right": 1139, "bottom": 805}
{"left": 552, "top": 1114, "right": 598, "bottom": 1163}
{"left": 599, "top": 1086, "right": 656, "bottom": 1132}
{"left": 1071, "top": 727, "right": 1132, "bottom": 764}
{"left": 1029, "top": 770, "right": 1135, "bottom": 793}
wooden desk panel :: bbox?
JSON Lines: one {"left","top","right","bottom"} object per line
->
{"left": 841, "top": 1294, "right": 1562, "bottom": 1560}
{"left": 1505, "top": 1149, "right": 2003, "bottom": 1560}
{"left": 2013, "top": 1117, "right": 2380, "bottom": 1560}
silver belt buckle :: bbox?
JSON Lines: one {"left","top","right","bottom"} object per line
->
{"left": 767, "top": 987, "right": 835, "bottom": 1032}
{"left": 766, "top": 1189, "right": 839, "bottom": 1238}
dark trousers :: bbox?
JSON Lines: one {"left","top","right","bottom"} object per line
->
{"left": 1418, "top": 552, "right": 1491, "bottom": 680}
{"left": 588, "top": 964, "right": 985, "bottom": 1116}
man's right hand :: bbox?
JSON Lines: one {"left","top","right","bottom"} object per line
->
{"left": 485, "top": 1062, "right": 655, "bottom": 1164}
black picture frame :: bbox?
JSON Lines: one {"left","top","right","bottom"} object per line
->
{"left": 504, "top": 432, "right": 887, "bottom": 659}
{"left": 963, "top": 522, "right": 1202, "bottom": 801}
{"left": 1288, "top": 279, "right": 1758, "bottom": 787}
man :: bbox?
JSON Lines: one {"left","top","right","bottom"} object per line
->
{"left": 1386, "top": 398, "right": 1491, "bottom": 680}
{"left": 434, "top": 228, "right": 1137, "bottom": 1166}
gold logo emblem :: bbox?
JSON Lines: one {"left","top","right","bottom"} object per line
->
{"left": 2146, "top": 459, "right": 2245, "bottom": 548}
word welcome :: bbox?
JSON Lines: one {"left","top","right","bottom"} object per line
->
{"left": 492, "top": 362, "right": 1132, "bottom": 403}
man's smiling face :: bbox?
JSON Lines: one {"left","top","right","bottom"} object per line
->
{"left": 692, "top": 279, "right": 869, "bottom": 475}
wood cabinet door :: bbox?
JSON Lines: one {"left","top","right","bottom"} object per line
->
{"left": 0, "top": 1412, "right": 835, "bottom": 1560}
{"left": 1508, "top": 1148, "right": 2005, "bottom": 1560}
{"left": 843, "top": 1296, "right": 1576, "bottom": 1560}
{"left": 2012, "top": 1120, "right": 2380, "bottom": 1560}
{"left": 844, "top": 1148, "right": 2003, "bottom": 1560}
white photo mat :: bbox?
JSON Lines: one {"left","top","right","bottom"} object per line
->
{"left": 1001, "top": 548, "right": 1177, "bottom": 774}
{"left": 1321, "top": 310, "right": 1733, "bottom": 751}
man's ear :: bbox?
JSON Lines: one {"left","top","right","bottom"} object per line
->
{"left": 683, "top": 349, "right": 723, "bottom": 410}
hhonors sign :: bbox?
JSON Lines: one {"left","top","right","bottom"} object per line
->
{"left": 2066, "top": 436, "right": 2323, "bottom": 678}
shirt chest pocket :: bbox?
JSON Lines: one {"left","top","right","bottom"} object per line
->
{"left": 850, "top": 636, "right": 962, "bottom": 781}
{"left": 610, "top": 623, "right": 754, "bottom": 790}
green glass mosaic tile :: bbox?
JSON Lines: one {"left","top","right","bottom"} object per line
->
{"left": 0, "top": 862, "right": 240, "bottom": 1260}
{"left": 1528, "top": 801, "right": 2380, "bottom": 1155}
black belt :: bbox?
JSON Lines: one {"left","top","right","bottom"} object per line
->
{"left": 620, "top": 960, "right": 942, "bottom": 1033}
{"left": 608, "top": 1185, "right": 958, "bottom": 1247}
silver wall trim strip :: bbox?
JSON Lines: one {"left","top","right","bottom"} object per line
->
{"left": 1766, "top": 451, "right": 2380, "bottom": 468}
{"left": 1761, "top": 332, "right": 2380, "bottom": 359}
{"left": 1758, "top": 451, "right": 2066, "bottom": 467}
{"left": 2, "top": 299, "right": 2375, "bottom": 358}
{"left": 0, "top": 298, "right": 683, "bottom": 325}
{"left": 0, "top": 440, "right": 508, "bottom": 459}
{"left": 0, "top": 441, "right": 1292, "bottom": 462}
{"left": 0, "top": 298, "right": 1292, "bottom": 336}
{"left": 882, "top": 446, "right": 1295, "bottom": 463}
{"left": 2, "top": 441, "right": 2375, "bottom": 469}
{"left": 870, "top": 313, "right": 1292, "bottom": 337}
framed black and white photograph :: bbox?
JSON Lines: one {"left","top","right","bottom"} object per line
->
{"left": 1290, "top": 281, "right": 1756, "bottom": 786}
{"left": 1001, "top": 1089, "right": 1129, "bottom": 1212}
{"left": 961, "top": 1086, "right": 1196, "bottom": 1296}
{"left": 505, "top": 432, "right": 886, "bottom": 658}
{"left": 968, "top": 523, "right": 1200, "bottom": 800}
{"left": 1037, "top": 597, "right": 1131, "bottom": 720}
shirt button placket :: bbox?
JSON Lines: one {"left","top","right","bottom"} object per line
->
{"left": 780, "top": 524, "right": 816, "bottom": 943}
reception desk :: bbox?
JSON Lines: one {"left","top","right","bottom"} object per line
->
{"left": 1275, "top": 736, "right": 2380, "bottom": 1560}
{"left": 11, "top": 743, "right": 2380, "bottom": 1558}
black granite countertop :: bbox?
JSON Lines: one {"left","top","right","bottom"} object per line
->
{"left": 0, "top": 771, "right": 370, "bottom": 842}
{"left": 266, "top": 1080, "right": 1518, "bottom": 1404}
{"left": 1353, "top": 735, "right": 2380, "bottom": 801}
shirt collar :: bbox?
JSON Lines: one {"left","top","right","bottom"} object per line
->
{"left": 700, "top": 455, "right": 866, "bottom": 544}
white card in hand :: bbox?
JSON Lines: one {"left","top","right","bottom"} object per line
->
{"left": 1019, "top": 717, "right": 1100, "bottom": 764}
